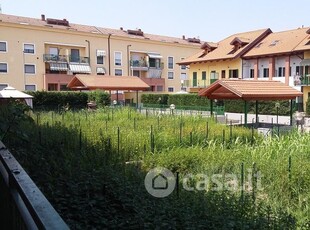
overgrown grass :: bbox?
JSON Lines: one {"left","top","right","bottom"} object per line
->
{"left": 2, "top": 106, "right": 309, "bottom": 229}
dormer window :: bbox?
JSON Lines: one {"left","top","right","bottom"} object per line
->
{"left": 199, "top": 42, "right": 218, "bottom": 57}
{"left": 228, "top": 37, "right": 249, "bottom": 54}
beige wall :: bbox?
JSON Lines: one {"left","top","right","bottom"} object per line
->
{"left": 188, "top": 59, "right": 242, "bottom": 87}
{"left": 0, "top": 22, "right": 200, "bottom": 92}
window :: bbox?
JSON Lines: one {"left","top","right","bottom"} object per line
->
{"left": 193, "top": 72, "right": 197, "bottom": 87}
{"left": 48, "top": 84, "right": 58, "bottom": 91}
{"left": 168, "top": 87, "right": 174, "bottom": 92}
{"left": 221, "top": 70, "right": 226, "bottom": 79}
{"left": 60, "top": 84, "right": 69, "bottom": 91}
{"left": 0, "top": 63, "right": 8, "bottom": 73}
{"left": 149, "top": 58, "right": 160, "bottom": 68}
{"left": 96, "top": 50, "right": 105, "bottom": 64}
{"left": 168, "top": 71, "right": 174, "bottom": 80}
{"left": 0, "top": 41, "right": 7, "bottom": 52}
{"left": 114, "top": 52, "right": 122, "bottom": 66}
{"left": 278, "top": 67, "right": 285, "bottom": 77}
{"left": 250, "top": 69, "right": 254, "bottom": 78}
{"left": 24, "top": 44, "right": 35, "bottom": 54}
{"left": 180, "top": 73, "right": 187, "bottom": 80}
{"left": 168, "top": 56, "right": 174, "bottom": 69}
{"left": 157, "top": 85, "right": 163, "bottom": 92}
{"left": 132, "top": 70, "right": 140, "bottom": 77}
{"left": 25, "top": 85, "right": 36, "bottom": 91}
{"left": 229, "top": 69, "right": 239, "bottom": 78}
{"left": 0, "top": 84, "right": 8, "bottom": 90}
{"left": 263, "top": 68, "right": 269, "bottom": 78}
{"left": 24, "top": 64, "right": 35, "bottom": 74}
{"left": 115, "top": 69, "right": 122, "bottom": 76}
{"left": 70, "top": 49, "right": 80, "bottom": 62}
{"left": 202, "top": 71, "right": 206, "bottom": 80}
{"left": 180, "top": 58, "right": 186, "bottom": 70}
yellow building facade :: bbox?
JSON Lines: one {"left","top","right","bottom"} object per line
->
{"left": 0, "top": 13, "right": 201, "bottom": 94}
{"left": 180, "top": 27, "right": 310, "bottom": 111}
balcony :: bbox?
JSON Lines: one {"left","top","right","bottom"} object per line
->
{"left": 294, "top": 75, "right": 310, "bottom": 86}
{"left": 130, "top": 60, "right": 164, "bottom": 71}
{"left": 43, "top": 54, "right": 89, "bottom": 64}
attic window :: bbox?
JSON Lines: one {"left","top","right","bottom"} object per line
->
{"left": 46, "top": 18, "right": 70, "bottom": 26}
{"left": 269, "top": 40, "right": 279, "bottom": 46}
{"left": 127, "top": 29, "right": 144, "bottom": 36}
{"left": 187, "top": 37, "right": 201, "bottom": 43}
{"left": 255, "top": 42, "right": 263, "bottom": 48}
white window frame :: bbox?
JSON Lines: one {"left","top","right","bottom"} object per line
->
{"left": 114, "top": 51, "right": 122, "bottom": 66}
{"left": 168, "top": 71, "right": 174, "bottom": 80}
{"left": 0, "top": 41, "right": 8, "bottom": 53}
{"left": 24, "top": 63, "right": 36, "bottom": 75}
{"left": 0, "top": 62, "right": 8, "bottom": 74}
{"left": 168, "top": 56, "right": 174, "bottom": 69}
{"left": 168, "top": 87, "right": 174, "bottom": 92}
{"left": 0, "top": 83, "right": 9, "bottom": 90}
{"left": 180, "top": 57, "right": 186, "bottom": 70}
{"left": 23, "top": 43, "right": 35, "bottom": 54}
{"left": 25, "top": 84, "right": 37, "bottom": 91}
{"left": 114, "top": 68, "right": 123, "bottom": 76}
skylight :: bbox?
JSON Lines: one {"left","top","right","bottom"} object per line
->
{"left": 269, "top": 40, "right": 279, "bottom": 46}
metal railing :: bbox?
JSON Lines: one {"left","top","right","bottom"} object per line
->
{"left": 295, "top": 75, "right": 310, "bottom": 85}
{"left": 141, "top": 104, "right": 225, "bottom": 115}
{"left": 130, "top": 60, "right": 164, "bottom": 69}
{"left": 0, "top": 141, "right": 69, "bottom": 230}
{"left": 43, "top": 54, "right": 89, "bottom": 64}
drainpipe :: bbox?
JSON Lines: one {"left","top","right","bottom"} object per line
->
{"left": 108, "top": 34, "right": 112, "bottom": 75}
{"left": 85, "top": 40, "right": 90, "bottom": 66}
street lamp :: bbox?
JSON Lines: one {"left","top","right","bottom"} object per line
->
{"left": 127, "top": 44, "right": 132, "bottom": 76}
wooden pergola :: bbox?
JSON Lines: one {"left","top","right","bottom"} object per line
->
{"left": 198, "top": 80, "right": 303, "bottom": 126}
{"left": 67, "top": 75, "right": 150, "bottom": 107}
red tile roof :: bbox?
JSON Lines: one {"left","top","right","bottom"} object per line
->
{"left": 67, "top": 75, "right": 150, "bottom": 91}
{"left": 199, "top": 79, "right": 302, "bottom": 100}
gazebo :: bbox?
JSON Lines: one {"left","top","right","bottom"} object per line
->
{"left": 0, "top": 86, "right": 33, "bottom": 108}
{"left": 198, "top": 80, "right": 303, "bottom": 126}
{"left": 67, "top": 75, "right": 150, "bottom": 107}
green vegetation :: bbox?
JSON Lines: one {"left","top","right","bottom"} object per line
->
{"left": 1, "top": 105, "right": 309, "bottom": 229}
{"left": 27, "top": 90, "right": 110, "bottom": 110}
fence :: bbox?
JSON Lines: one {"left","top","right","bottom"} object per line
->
{"left": 0, "top": 141, "right": 69, "bottom": 230}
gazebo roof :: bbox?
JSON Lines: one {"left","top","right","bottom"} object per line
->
{"left": 67, "top": 75, "right": 150, "bottom": 91}
{"left": 199, "top": 80, "right": 302, "bottom": 100}
{"left": 0, "top": 86, "right": 33, "bottom": 99}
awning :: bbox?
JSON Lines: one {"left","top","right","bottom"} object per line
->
{"left": 96, "top": 67, "right": 106, "bottom": 74}
{"left": 96, "top": 50, "right": 106, "bottom": 56}
{"left": 299, "top": 59, "right": 310, "bottom": 66}
{"left": 148, "top": 53, "right": 162, "bottom": 59}
{"left": 50, "top": 63, "right": 68, "bottom": 71}
{"left": 69, "top": 64, "right": 91, "bottom": 74}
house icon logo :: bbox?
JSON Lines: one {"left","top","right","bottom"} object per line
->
{"left": 145, "top": 167, "right": 176, "bottom": 198}
{"left": 152, "top": 173, "right": 168, "bottom": 190}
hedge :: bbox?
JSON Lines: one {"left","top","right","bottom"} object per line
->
{"left": 27, "top": 91, "right": 110, "bottom": 110}
{"left": 141, "top": 93, "right": 296, "bottom": 115}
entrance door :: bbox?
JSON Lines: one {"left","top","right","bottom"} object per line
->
{"left": 193, "top": 72, "right": 197, "bottom": 87}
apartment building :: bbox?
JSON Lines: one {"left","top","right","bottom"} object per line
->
{"left": 179, "top": 27, "right": 310, "bottom": 110}
{"left": 0, "top": 13, "right": 202, "bottom": 93}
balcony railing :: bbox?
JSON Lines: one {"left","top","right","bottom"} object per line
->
{"left": 130, "top": 60, "right": 164, "bottom": 69}
{"left": 43, "top": 54, "right": 89, "bottom": 64}
{"left": 0, "top": 141, "right": 69, "bottom": 229}
{"left": 295, "top": 75, "right": 310, "bottom": 86}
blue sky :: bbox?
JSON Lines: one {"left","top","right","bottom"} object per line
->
{"left": 1, "top": 0, "right": 310, "bottom": 42}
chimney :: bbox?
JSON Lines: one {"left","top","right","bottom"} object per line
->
{"left": 120, "top": 27, "right": 123, "bottom": 30}
{"left": 41, "top": 14, "right": 45, "bottom": 21}
{"left": 182, "top": 35, "right": 185, "bottom": 40}
{"left": 138, "top": 28, "right": 141, "bottom": 32}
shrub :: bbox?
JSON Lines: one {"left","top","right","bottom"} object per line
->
{"left": 141, "top": 94, "right": 169, "bottom": 105}
{"left": 87, "top": 90, "right": 110, "bottom": 107}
